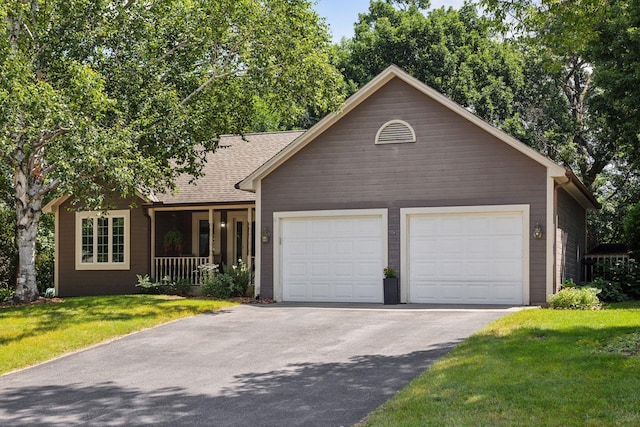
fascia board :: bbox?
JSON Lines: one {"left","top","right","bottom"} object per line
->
{"left": 42, "top": 196, "right": 70, "bottom": 214}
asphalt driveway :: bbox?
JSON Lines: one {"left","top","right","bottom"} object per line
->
{"left": 0, "top": 303, "right": 517, "bottom": 426}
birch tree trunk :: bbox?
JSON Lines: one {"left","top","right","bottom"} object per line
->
{"left": 13, "top": 158, "right": 46, "bottom": 303}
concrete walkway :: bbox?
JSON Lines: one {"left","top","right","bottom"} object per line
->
{"left": 0, "top": 304, "right": 518, "bottom": 426}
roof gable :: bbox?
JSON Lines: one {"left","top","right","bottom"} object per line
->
{"left": 238, "top": 65, "right": 568, "bottom": 192}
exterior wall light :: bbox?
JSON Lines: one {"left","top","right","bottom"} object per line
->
{"left": 262, "top": 227, "right": 271, "bottom": 243}
{"left": 220, "top": 221, "right": 226, "bottom": 228}
{"left": 533, "top": 222, "right": 543, "bottom": 240}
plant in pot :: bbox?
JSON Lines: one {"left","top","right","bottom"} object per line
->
{"left": 383, "top": 266, "right": 399, "bottom": 304}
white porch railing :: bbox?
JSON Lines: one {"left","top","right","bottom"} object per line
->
{"left": 154, "top": 257, "right": 210, "bottom": 285}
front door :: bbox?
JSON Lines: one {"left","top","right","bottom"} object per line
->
{"left": 226, "top": 211, "right": 248, "bottom": 266}
{"left": 191, "top": 212, "right": 211, "bottom": 258}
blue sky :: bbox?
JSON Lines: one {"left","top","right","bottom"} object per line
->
{"left": 313, "top": 0, "right": 467, "bottom": 42}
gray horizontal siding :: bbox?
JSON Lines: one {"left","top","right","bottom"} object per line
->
{"left": 261, "top": 77, "right": 548, "bottom": 303}
{"left": 556, "top": 187, "right": 587, "bottom": 284}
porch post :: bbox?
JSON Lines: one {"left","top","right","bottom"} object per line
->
{"left": 247, "top": 206, "right": 253, "bottom": 270}
{"left": 149, "top": 208, "right": 156, "bottom": 279}
{"left": 208, "top": 208, "right": 214, "bottom": 265}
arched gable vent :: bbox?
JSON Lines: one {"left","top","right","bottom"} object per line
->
{"left": 375, "top": 120, "right": 416, "bottom": 144}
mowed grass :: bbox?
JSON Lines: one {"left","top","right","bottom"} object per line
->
{"left": 0, "top": 295, "right": 236, "bottom": 375}
{"left": 363, "top": 301, "right": 640, "bottom": 427}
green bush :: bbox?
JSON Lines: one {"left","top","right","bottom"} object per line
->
{"left": 0, "top": 287, "right": 15, "bottom": 303}
{"left": 549, "top": 287, "right": 601, "bottom": 310}
{"left": 200, "top": 260, "right": 254, "bottom": 299}
{"left": 135, "top": 274, "right": 192, "bottom": 296}
{"left": 35, "top": 214, "right": 55, "bottom": 294}
{"left": 0, "top": 207, "right": 17, "bottom": 291}
{"left": 201, "top": 272, "right": 234, "bottom": 299}
{"left": 590, "top": 259, "right": 640, "bottom": 300}
{"left": 135, "top": 274, "right": 164, "bottom": 294}
{"left": 169, "top": 279, "right": 192, "bottom": 297}
{"left": 583, "top": 277, "right": 628, "bottom": 302}
{"left": 222, "top": 259, "right": 253, "bottom": 297}
{"left": 624, "top": 203, "right": 640, "bottom": 253}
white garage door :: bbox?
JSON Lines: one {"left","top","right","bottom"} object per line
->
{"left": 279, "top": 213, "right": 385, "bottom": 302}
{"left": 407, "top": 210, "right": 525, "bottom": 304}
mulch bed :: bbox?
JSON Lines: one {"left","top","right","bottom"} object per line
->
{"left": 229, "top": 296, "right": 275, "bottom": 304}
{"left": 1, "top": 295, "right": 274, "bottom": 308}
{"left": 1, "top": 297, "right": 64, "bottom": 309}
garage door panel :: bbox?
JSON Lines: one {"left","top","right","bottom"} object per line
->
{"left": 439, "top": 262, "right": 465, "bottom": 279}
{"left": 311, "top": 283, "right": 330, "bottom": 298}
{"left": 465, "top": 283, "right": 491, "bottom": 300}
{"left": 465, "top": 238, "right": 492, "bottom": 257}
{"left": 284, "top": 262, "right": 307, "bottom": 277}
{"left": 311, "top": 240, "right": 331, "bottom": 256}
{"left": 439, "top": 283, "right": 464, "bottom": 301}
{"left": 439, "top": 238, "right": 464, "bottom": 255}
{"left": 412, "top": 261, "right": 437, "bottom": 277}
{"left": 411, "top": 217, "right": 438, "bottom": 235}
{"left": 357, "top": 239, "right": 383, "bottom": 256}
{"left": 355, "top": 282, "right": 381, "bottom": 299}
{"left": 357, "top": 261, "right": 381, "bottom": 276}
{"left": 466, "top": 262, "right": 491, "bottom": 278}
{"left": 408, "top": 211, "right": 524, "bottom": 305}
{"left": 441, "top": 217, "right": 465, "bottom": 235}
{"left": 466, "top": 217, "right": 492, "bottom": 234}
{"left": 310, "top": 262, "right": 330, "bottom": 277}
{"left": 335, "top": 262, "right": 354, "bottom": 277}
{"left": 494, "top": 236, "right": 522, "bottom": 256}
{"left": 493, "top": 283, "right": 521, "bottom": 301}
{"left": 281, "top": 214, "right": 384, "bottom": 303}
{"left": 335, "top": 241, "right": 353, "bottom": 255}
{"left": 494, "top": 262, "right": 521, "bottom": 279}
{"left": 311, "top": 220, "right": 331, "bottom": 235}
{"left": 287, "top": 283, "right": 307, "bottom": 298}
{"left": 411, "top": 237, "right": 437, "bottom": 256}
{"left": 494, "top": 216, "right": 522, "bottom": 234}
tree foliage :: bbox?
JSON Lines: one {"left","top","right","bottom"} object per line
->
{"left": 335, "top": 1, "right": 525, "bottom": 128}
{"left": 1, "top": 0, "right": 344, "bottom": 302}
{"left": 624, "top": 203, "right": 640, "bottom": 254}
{"left": 590, "top": 0, "right": 640, "bottom": 172}
{"left": 480, "top": 0, "right": 640, "bottom": 246}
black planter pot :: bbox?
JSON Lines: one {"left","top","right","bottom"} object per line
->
{"left": 383, "top": 277, "right": 400, "bottom": 305}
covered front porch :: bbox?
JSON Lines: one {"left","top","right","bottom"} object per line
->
{"left": 147, "top": 204, "right": 256, "bottom": 285}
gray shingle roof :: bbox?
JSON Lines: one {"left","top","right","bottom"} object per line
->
{"left": 155, "top": 130, "right": 304, "bottom": 205}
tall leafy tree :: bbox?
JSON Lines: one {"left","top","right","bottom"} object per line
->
{"left": 335, "top": 0, "right": 525, "bottom": 128}
{"left": 1, "top": 0, "right": 344, "bottom": 302}
{"left": 590, "top": 0, "right": 640, "bottom": 170}
{"left": 482, "top": 0, "right": 614, "bottom": 189}
{"left": 481, "top": 0, "right": 640, "bottom": 246}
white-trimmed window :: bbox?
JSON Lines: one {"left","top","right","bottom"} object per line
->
{"left": 75, "top": 210, "right": 130, "bottom": 270}
{"left": 375, "top": 120, "right": 416, "bottom": 144}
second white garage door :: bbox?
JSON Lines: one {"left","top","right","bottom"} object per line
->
{"left": 278, "top": 211, "right": 386, "bottom": 302}
{"left": 404, "top": 207, "right": 528, "bottom": 305}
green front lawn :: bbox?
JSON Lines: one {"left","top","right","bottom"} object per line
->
{"left": 363, "top": 301, "right": 640, "bottom": 426}
{"left": 0, "top": 295, "right": 236, "bottom": 375}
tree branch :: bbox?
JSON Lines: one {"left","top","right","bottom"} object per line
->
{"left": 179, "top": 68, "right": 239, "bottom": 106}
